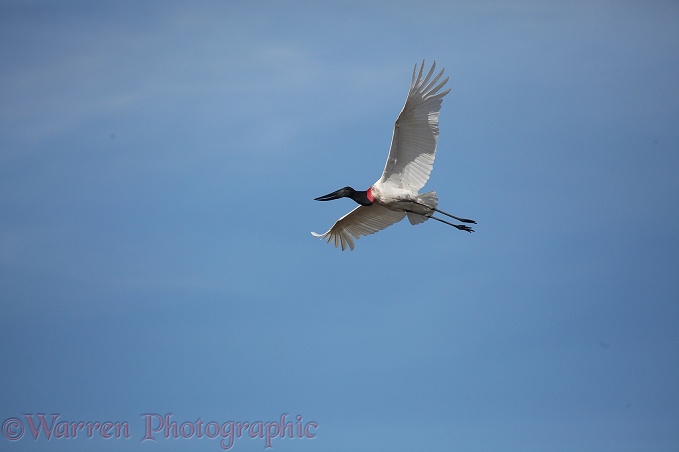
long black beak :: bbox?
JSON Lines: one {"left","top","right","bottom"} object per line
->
{"left": 314, "top": 189, "right": 344, "bottom": 201}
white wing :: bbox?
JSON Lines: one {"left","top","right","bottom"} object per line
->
{"left": 311, "top": 205, "right": 406, "bottom": 251}
{"left": 378, "top": 61, "right": 450, "bottom": 192}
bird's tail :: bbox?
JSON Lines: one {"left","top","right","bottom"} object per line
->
{"left": 406, "top": 191, "right": 438, "bottom": 225}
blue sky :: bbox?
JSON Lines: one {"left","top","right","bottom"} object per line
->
{"left": 1, "top": 1, "right": 678, "bottom": 451}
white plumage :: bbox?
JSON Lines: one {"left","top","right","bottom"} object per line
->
{"left": 312, "top": 61, "right": 475, "bottom": 251}
{"left": 314, "top": 204, "right": 406, "bottom": 251}
{"left": 379, "top": 61, "right": 449, "bottom": 192}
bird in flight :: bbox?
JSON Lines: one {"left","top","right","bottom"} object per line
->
{"left": 312, "top": 61, "right": 475, "bottom": 251}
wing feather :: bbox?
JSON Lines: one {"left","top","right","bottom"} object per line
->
{"left": 378, "top": 60, "right": 450, "bottom": 192}
{"left": 311, "top": 205, "right": 406, "bottom": 251}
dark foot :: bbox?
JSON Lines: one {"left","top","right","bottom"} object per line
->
{"left": 460, "top": 218, "right": 476, "bottom": 224}
{"left": 455, "top": 225, "right": 474, "bottom": 233}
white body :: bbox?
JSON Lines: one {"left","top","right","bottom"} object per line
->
{"left": 370, "top": 183, "right": 438, "bottom": 225}
{"left": 313, "top": 61, "right": 450, "bottom": 250}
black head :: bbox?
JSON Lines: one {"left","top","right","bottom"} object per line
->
{"left": 314, "top": 186, "right": 373, "bottom": 206}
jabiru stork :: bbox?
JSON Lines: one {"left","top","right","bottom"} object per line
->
{"left": 312, "top": 61, "right": 475, "bottom": 251}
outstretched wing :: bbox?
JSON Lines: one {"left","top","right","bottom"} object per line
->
{"left": 311, "top": 204, "right": 406, "bottom": 251}
{"left": 378, "top": 60, "right": 450, "bottom": 192}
